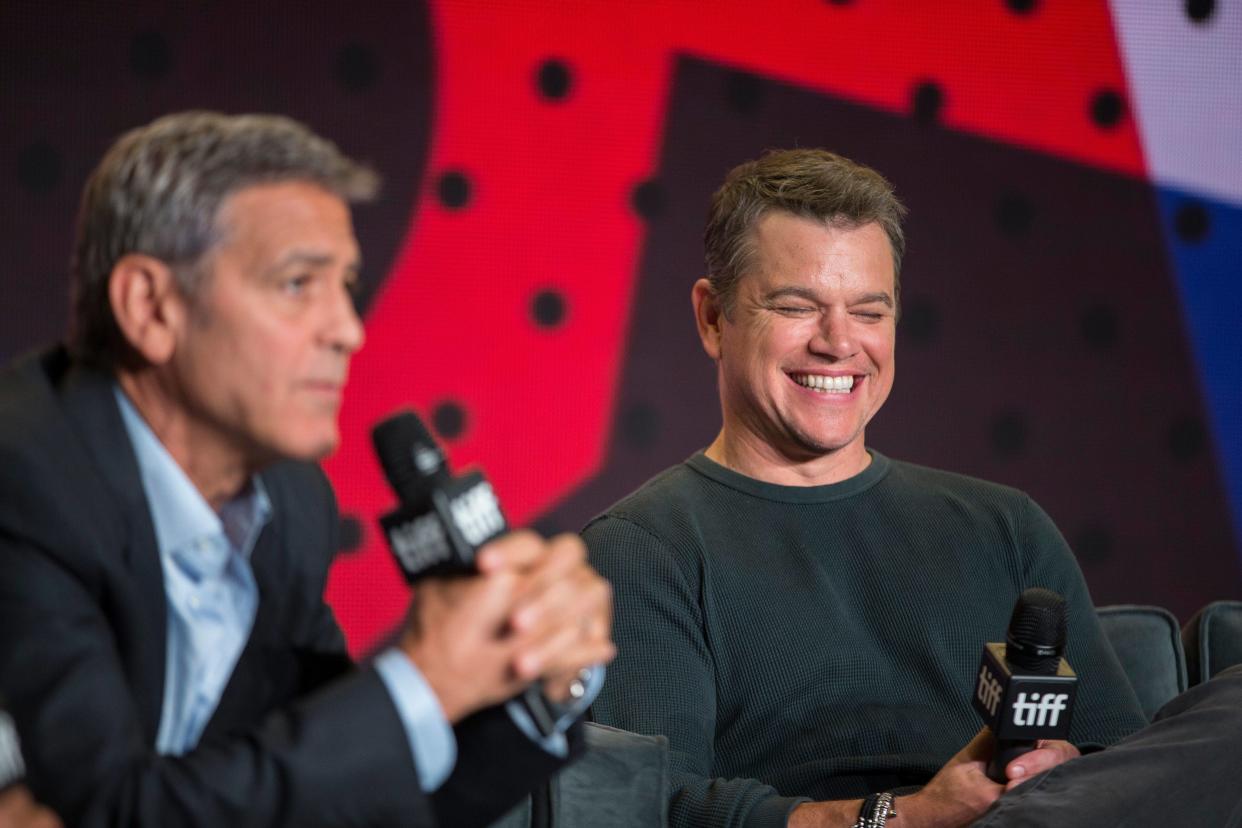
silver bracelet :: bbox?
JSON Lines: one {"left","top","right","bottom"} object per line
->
{"left": 853, "top": 791, "right": 896, "bottom": 828}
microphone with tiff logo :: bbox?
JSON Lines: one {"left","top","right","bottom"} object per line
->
{"left": 972, "top": 588, "right": 1079, "bottom": 783}
{"left": 371, "top": 410, "right": 561, "bottom": 737}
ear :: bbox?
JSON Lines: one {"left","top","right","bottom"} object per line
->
{"left": 107, "top": 254, "right": 187, "bottom": 365}
{"left": 692, "top": 278, "right": 725, "bottom": 361}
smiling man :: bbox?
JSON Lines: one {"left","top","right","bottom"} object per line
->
{"left": 583, "top": 149, "right": 1149, "bottom": 827}
{"left": 0, "top": 112, "right": 613, "bottom": 827}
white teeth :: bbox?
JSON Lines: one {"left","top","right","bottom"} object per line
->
{"left": 792, "top": 374, "right": 855, "bottom": 393}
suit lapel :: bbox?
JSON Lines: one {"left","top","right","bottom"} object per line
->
{"left": 58, "top": 359, "right": 168, "bottom": 744}
{"left": 202, "top": 490, "right": 294, "bottom": 741}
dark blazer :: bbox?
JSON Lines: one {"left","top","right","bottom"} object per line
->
{"left": 0, "top": 347, "right": 571, "bottom": 827}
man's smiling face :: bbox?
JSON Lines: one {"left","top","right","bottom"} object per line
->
{"left": 700, "top": 211, "right": 897, "bottom": 473}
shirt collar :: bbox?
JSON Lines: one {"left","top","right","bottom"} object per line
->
{"left": 113, "top": 386, "right": 271, "bottom": 579}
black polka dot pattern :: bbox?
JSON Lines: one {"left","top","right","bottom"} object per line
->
{"left": 2, "top": 2, "right": 438, "bottom": 374}
{"left": 338, "top": 515, "right": 364, "bottom": 552}
{"left": 531, "top": 53, "right": 1239, "bottom": 623}
{"left": 433, "top": 401, "right": 467, "bottom": 440}
{"left": 337, "top": 43, "right": 381, "bottom": 91}
{"left": 1080, "top": 303, "right": 1119, "bottom": 350}
{"left": 16, "top": 142, "right": 61, "bottom": 193}
{"left": 1075, "top": 524, "right": 1113, "bottom": 563}
{"left": 621, "top": 402, "right": 660, "bottom": 450}
{"left": 911, "top": 81, "right": 944, "bottom": 125}
{"left": 536, "top": 59, "right": 572, "bottom": 101}
{"left": 531, "top": 289, "right": 567, "bottom": 328}
{"left": 437, "top": 171, "right": 472, "bottom": 209}
{"left": 1174, "top": 202, "right": 1210, "bottom": 244}
{"left": 1090, "top": 90, "right": 1125, "bottom": 129}
{"left": 1186, "top": 0, "right": 1215, "bottom": 24}
{"left": 1168, "top": 416, "right": 1206, "bottom": 461}
{"left": 990, "top": 410, "right": 1028, "bottom": 457}
{"left": 900, "top": 297, "right": 940, "bottom": 345}
{"left": 129, "top": 30, "right": 172, "bottom": 79}
{"left": 632, "top": 179, "right": 666, "bottom": 220}
{"left": 995, "top": 191, "right": 1035, "bottom": 237}
{"left": 726, "top": 72, "right": 763, "bottom": 115}
{"left": 1005, "top": 0, "right": 1039, "bottom": 15}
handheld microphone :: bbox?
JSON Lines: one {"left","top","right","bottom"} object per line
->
{"left": 371, "top": 410, "right": 560, "bottom": 737}
{"left": 972, "top": 588, "right": 1078, "bottom": 783}
{"left": 0, "top": 702, "right": 24, "bottom": 793}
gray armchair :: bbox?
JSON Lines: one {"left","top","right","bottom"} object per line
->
{"left": 1096, "top": 604, "right": 1188, "bottom": 720}
{"left": 1182, "top": 600, "right": 1242, "bottom": 687}
{"left": 492, "top": 722, "right": 669, "bottom": 828}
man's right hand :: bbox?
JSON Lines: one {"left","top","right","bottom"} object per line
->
{"left": 396, "top": 530, "right": 615, "bottom": 723}
{"left": 789, "top": 729, "right": 1004, "bottom": 828}
{"left": 894, "top": 729, "right": 1004, "bottom": 828}
{"left": 0, "top": 787, "right": 61, "bottom": 828}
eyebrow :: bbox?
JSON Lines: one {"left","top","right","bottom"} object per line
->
{"left": 269, "top": 250, "right": 362, "bottom": 275}
{"left": 851, "top": 292, "right": 895, "bottom": 308}
{"left": 761, "top": 287, "right": 894, "bottom": 307}
{"left": 761, "top": 286, "right": 819, "bottom": 303}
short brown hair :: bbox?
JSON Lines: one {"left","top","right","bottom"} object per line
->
{"left": 69, "top": 111, "right": 379, "bottom": 367}
{"left": 703, "top": 148, "right": 907, "bottom": 317}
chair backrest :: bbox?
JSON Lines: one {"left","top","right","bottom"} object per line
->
{"left": 491, "top": 722, "right": 669, "bottom": 828}
{"left": 1182, "top": 600, "right": 1242, "bottom": 687}
{"left": 1096, "top": 604, "right": 1187, "bottom": 721}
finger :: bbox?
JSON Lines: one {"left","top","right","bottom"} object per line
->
{"left": 508, "top": 536, "right": 588, "bottom": 613}
{"left": 410, "top": 570, "right": 519, "bottom": 646}
{"left": 464, "top": 570, "right": 523, "bottom": 635}
{"left": 28, "top": 806, "right": 65, "bottom": 828}
{"left": 956, "top": 727, "right": 995, "bottom": 763}
{"left": 1004, "top": 743, "right": 1077, "bottom": 790}
{"left": 512, "top": 613, "right": 586, "bottom": 680}
{"left": 476, "top": 529, "right": 546, "bottom": 573}
{"left": 540, "top": 665, "right": 584, "bottom": 702}
{"left": 511, "top": 606, "right": 617, "bottom": 680}
{"left": 511, "top": 561, "right": 604, "bottom": 633}
{"left": 522, "top": 637, "right": 619, "bottom": 687}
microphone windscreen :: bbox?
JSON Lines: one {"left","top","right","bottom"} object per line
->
{"left": 1004, "top": 587, "right": 1067, "bottom": 674}
{"left": 372, "top": 410, "right": 448, "bottom": 504}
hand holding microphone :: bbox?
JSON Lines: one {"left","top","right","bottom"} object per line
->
{"left": 372, "top": 411, "right": 614, "bottom": 728}
{"left": 973, "top": 587, "right": 1081, "bottom": 786}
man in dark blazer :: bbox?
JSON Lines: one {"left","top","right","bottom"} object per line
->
{"left": 0, "top": 112, "right": 614, "bottom": 827}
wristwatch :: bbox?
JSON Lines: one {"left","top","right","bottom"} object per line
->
{"left": 853, "top": 792, "right": 896, "bottom": 828}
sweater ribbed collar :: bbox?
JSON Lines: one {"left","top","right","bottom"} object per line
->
{"left": 685, "top": 449, "right": 891, "bottom": 504}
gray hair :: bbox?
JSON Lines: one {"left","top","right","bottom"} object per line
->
{"left": 69, "top": 111, "right": 379, "bottom": 366}
{"left": 703, "top": 148, "right": 907, "bottom": 318}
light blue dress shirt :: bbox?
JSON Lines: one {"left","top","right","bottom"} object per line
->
{"left": 115, "top": 388, "right": 599, "bottom": 790}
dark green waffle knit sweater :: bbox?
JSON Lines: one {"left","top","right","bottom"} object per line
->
{"left": 584, "top": 451, "right": 1147, "bottom": 828}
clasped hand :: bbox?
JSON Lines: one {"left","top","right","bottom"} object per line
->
{"left": 398, "top": 530, "right": 615, "bottom": 723}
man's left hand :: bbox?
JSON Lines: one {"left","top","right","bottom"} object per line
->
{"left": 476, "top": 531, "right": 615, "bottom": 702}
{"left": 1003, "top": 740, "right": 1080, "bottom": 791}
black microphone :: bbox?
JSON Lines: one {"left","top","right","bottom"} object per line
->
{"left": 0, "top": 701, "right": 25, "bottom": 793}
{"left": 972, "top": 588, "right": 1079, "bottom": 783}
{"left": 371, "top": 410, "right": 560, "bottom": 737}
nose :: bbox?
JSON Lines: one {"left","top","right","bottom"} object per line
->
{"left": 809, "top": 306, "right": 857, "bottom": 359}
{"left": 324, "top": 280, "right": 366, "bottom": 355}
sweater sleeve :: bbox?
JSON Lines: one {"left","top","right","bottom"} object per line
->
{"left": 1016, "top": 496, "right": 1148, "bottom": 748}
{"left": 584, "top": 515, "right": 808, "bottom": 828}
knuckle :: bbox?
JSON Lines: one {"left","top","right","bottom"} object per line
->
{"left": 552, "top": 532, "right": 586, "bottom": 553}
